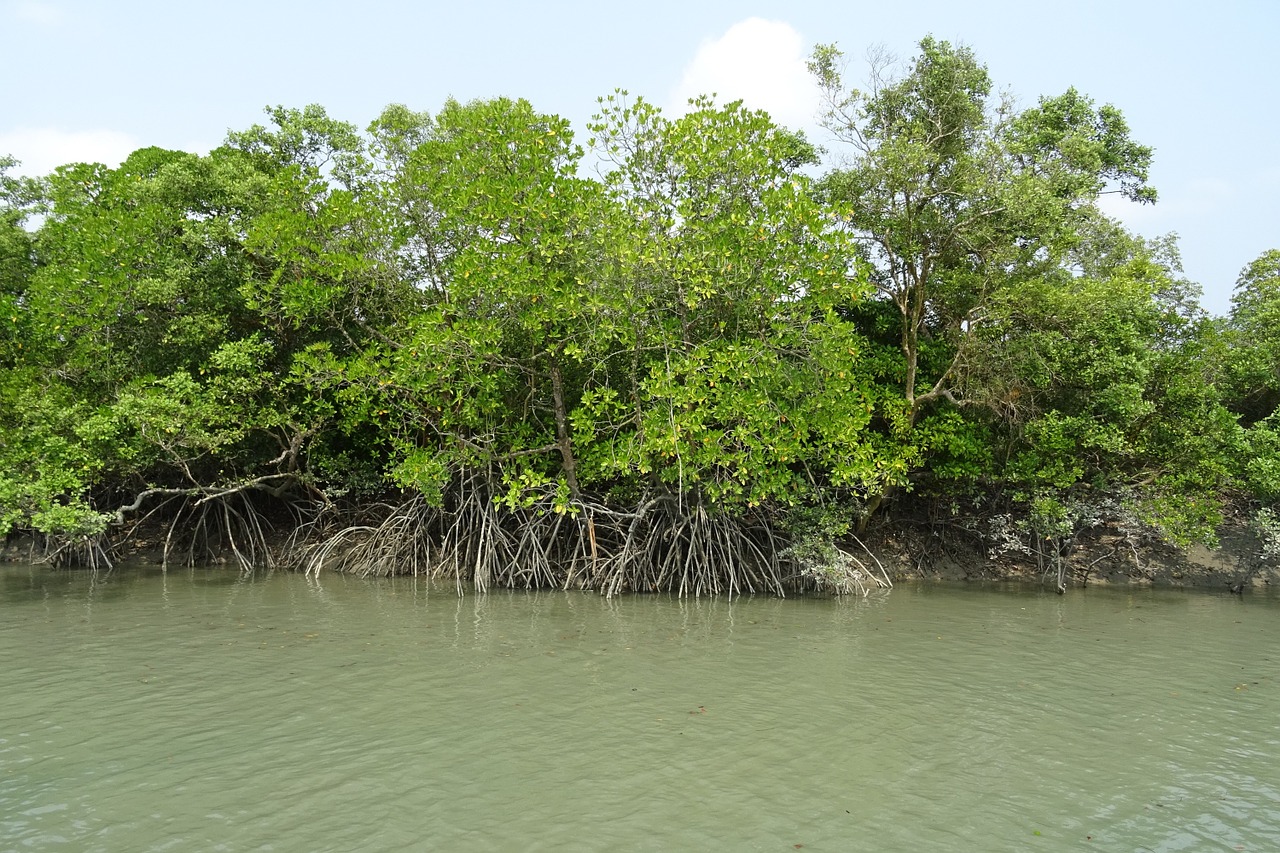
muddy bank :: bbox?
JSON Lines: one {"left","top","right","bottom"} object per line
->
{"left": 868, "top": 522, "right": 1277, "bottom": 591}
{"left": 4, "top": 519, "right": 1275, "bottom": 592}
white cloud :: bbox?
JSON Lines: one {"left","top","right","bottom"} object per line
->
{"left": 668, "top": 18, "right": 821, "bottom": 132}
{"left": 9, "top": 1, "right": 66, "bottom": 26}
{"left": 0, "top": 128, "right": 140, "bottom": 177}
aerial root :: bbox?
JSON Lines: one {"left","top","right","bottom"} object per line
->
{"left": 159, "top": 490, "right": 283, "bottom": 572}
{"left": 267, "top": 479, "right": 891, "bottom": 597}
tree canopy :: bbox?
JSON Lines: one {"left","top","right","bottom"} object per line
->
{"left": 1, "top": 37, "right": 1274, "bottom": 591}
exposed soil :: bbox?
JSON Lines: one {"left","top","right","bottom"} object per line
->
{"left": 4, "top": 518, "right": 1274, "bottom": 592}
{"left": 865, "top": 521, "right": 1276, "bottom": 591}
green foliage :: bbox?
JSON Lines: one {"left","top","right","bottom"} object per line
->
{"left": 353, "top": 96, "right": 616, "bottom": 506}
{"left": 1240, "top": 413, "right": 1280, "bottom": 502}
{"left": 26, "top": 147, "right": 265, "bottom": 388}
{"left": 0, "top": 370, "right": 113, "bottom": 537}
{"left": 968, "top": 248, "right": 1240, "bottom": 546}
{"left": 583, "top": 93, "right": 888, "bottom": 511}
{"left": 0, "top": 155, "right": 40, "bottom": 297}
{"left": 1250, "top": 506, "right": 1280, "bottom": 562}
{"left": 0, "top": 112, "right": 381, "bottom": 543}
{"left": 0, "top": 61, "right": 1258, "bottom": 577}
{"left": 1008, "top": 87, "right": 1156, "bottom": 205}
{"left": 810, "top": 37, "right": 1158, "bottom": 510}
{"left": 1225, "top": 250, "right": 1280, "bottom": 424}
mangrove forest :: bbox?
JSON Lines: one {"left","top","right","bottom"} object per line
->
{"left": 2, "top": 38, "right": 1278, "bottom": 593}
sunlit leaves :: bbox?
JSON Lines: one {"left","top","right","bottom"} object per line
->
{"left": 583, "top": 94, "right": 885, "bottom": 510}
{"left": 1, "top": 81, "right": 1255, "bottom": 563}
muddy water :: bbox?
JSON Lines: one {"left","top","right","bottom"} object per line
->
{"left": 1, "top": 565, "right": 1277, "bottom": 851}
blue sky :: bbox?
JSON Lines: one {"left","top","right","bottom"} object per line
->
{"left": 3, "top": 0, "right": 1276, "bottom": 315}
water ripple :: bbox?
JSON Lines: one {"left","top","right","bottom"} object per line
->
{"left": 1, "top": 567, "right": 1277, "bottom": 851}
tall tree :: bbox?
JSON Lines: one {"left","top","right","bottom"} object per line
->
{"left": 1225, "top": 249, "right": 1280, "bottom": 424}
{"left": 0, "top": 108, "right": 380, "bottom": 561}
{"left": 0, "top": 156, "right": 40, "bottom": 309}
{"left": 969, "top": 246, "right": 1240, "bottom": 547}
{"left": 1223, "top": 250, "right": 1280, "bottom": 507}
{"left": 809, "top": 37, "right": 1158, "bottom": 517}
{"left": 585, "top": 93, "right": 886, "bottom": 514}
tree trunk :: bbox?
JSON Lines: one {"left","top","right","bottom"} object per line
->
{"left": 549, "top": 355, "right": 581, "bottom": 501}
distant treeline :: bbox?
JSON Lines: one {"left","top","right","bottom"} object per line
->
{"left": 2, "top": 38, "right": 1277, "bottom": 592}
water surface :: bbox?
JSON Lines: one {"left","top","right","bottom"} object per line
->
{"left": 2, "top": 565, "right": 1277, "bottom": 851}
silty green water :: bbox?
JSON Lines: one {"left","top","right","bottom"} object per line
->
{"left": 1, "top": 564, "right": 1276, "bottom": 852}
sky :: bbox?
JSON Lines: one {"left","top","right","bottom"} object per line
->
{"left": 2, "top": 0, "right": 1276, "bottom": 316}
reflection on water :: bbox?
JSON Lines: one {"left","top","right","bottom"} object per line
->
{"left": 2, "top": 565, "right": 1277, "bottom": 851}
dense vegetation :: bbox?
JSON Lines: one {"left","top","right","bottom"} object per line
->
{"left": 2, "top": 39, "right": 1276, "bottom": 592}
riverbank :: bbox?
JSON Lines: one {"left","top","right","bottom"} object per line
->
{"left": 866, "top": 520, "right": 1276, "bottom": 591}
{"left": 4, "top": 517, "right": 1273, "bottom": 592}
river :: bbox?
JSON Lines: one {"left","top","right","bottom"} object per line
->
{"left": 1, "top": 564, "right": 1277, "bottom": 851}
